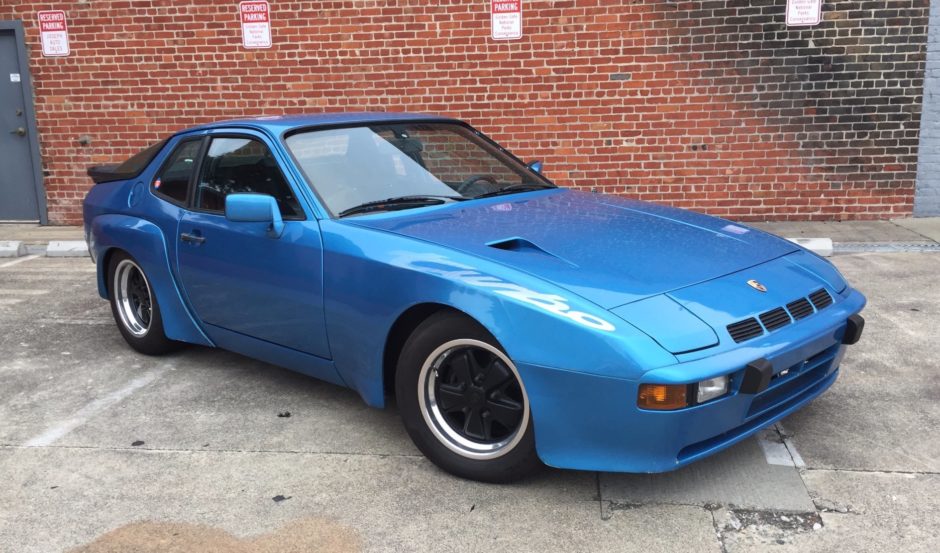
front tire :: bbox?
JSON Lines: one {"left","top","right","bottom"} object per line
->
{"left": 107, "top": 251, "right": 177, "bottom": 355}
{"left": 395, "top": 311, "right": 542, "bottom": 482}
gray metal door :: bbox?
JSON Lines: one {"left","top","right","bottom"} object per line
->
{"left": 0, "top": 29, "right": 40, "bottom": 221}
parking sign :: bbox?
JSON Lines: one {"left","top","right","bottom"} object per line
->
{"left": 786, "top": 0, "right": 822, "bottom": 26}
{"left": 38, "top": 11, "right": 70, "bottom": 57}
{"left": 491, "top": 1, "right": 522, "bottom": 40}
{"left": 240, "top": 1, "right": 272, "bottom": 49}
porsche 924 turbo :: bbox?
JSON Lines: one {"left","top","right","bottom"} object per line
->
{"left": 83, "top": 113, "right": 865, "bottom": 482}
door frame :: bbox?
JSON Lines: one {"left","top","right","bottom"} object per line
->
{"left": 0, "top": 20, "right": 46, "bottom": 224}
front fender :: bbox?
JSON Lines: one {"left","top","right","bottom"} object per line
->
{"left": 320, "top": 221, "right": 675, "bottom": 407}
{"left": 90, "top": 214, "right": 213, "bottom": 346}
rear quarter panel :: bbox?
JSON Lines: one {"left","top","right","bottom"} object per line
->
{"left": 88, "top": 213, "right": 212, "bottom": 346}
{"left": 83, "top": 132, "right": 213, "bottom": 347}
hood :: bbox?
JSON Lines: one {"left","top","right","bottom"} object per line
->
{"left": 349, "top": 189, "right": 799, "bottom": 309}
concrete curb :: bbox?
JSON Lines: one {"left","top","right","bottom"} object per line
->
{"left": 45, "top": 241, "right": 90, "bottom": 258}
{"left": 0, "top": 240, "right": 27, "bottom": 258}
{"left": 786, "top": 237, "right": 833, "bottom": 257}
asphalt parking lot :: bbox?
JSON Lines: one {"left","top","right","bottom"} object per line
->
{"left": 1, "top": 252, "right": 938, "bottom": 552}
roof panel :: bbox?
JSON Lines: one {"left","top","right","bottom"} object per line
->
{"left": 188, "top": 111, "right": 458, "bottom": 134}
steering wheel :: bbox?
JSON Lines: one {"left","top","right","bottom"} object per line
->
{"left": 456, "top": 174, "right": 498, "bottom": 195}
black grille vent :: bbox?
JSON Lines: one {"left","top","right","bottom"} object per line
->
{"left": 727, "top": 318, "right": 763, "bottom": 343}
{"left": 786, "top": 298, "right": 814, "bottom": 320}
{"left": 759, "top": 307, "right": 791, "bottom": 331}
{"left": 809, "top": 289, "right": 833, "bottom": 310}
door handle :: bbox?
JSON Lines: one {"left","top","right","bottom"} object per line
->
{"left": 180, "top": 232, "right": 205, "bottom": 244}
{"left": 10, "top": 127, "right": 25, "bottom": 137}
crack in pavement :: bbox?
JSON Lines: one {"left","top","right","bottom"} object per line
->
{"left": 709, "top": 508, "right": 729, "bottom": 553}
{"left": 714, "top": 507, "right": 824, "bottom": 549}
{"left": 802, "top": 467, "right": 939, "bottom": 476}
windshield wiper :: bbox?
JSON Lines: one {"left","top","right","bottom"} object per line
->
{"left": 338, "top": 195, "right": 463, "bottom": 218}
{"left": 472, "top": 183, "right": 553, "bottom": 200}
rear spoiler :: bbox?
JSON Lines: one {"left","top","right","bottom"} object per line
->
{"left": 87, "top": 164, "right": 128, "bottom": 184}
{"left": 86, "top": 139, "right": 168, "bottom": 185}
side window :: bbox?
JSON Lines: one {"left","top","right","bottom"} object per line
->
{"left": 194, "top": 137, "right": 303, "bottom": 218}
{"left": 153, "top": 139, "right": 201, "bottom": 204}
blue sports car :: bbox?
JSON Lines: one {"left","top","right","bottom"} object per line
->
{"left": 83, "top": 113, "right": 865, "bottom": 482}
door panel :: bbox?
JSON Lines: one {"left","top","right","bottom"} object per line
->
{"left": 0, "top": 29, "right": 40, "bottom": 221}
{"left": 176, "top": 212, "right": 331, "bottom": 359}
{"left": 174, "top": 131, "right": 331, "bottom": 360}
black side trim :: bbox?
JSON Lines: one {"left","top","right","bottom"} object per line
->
{"left": 741, "top": 358, "right": 774, "bottom": 394}
{"left": 843, "top": 314, "right": 865, "bottom": 345}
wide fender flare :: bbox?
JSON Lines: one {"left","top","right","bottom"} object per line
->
{"left": 90, "top": 214, "right": 213, "bottom": 346}
{"left": 320, "top": 222, "right": 675, "bottom": 407}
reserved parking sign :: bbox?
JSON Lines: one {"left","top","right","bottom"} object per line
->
{"left": 37, "top": 11, "right": 70, "bottom": 57}
{"left": 491, "top": 0, "right": 522, "bottom": 40}
{"left": 240, "top": 1, "right": 272, "bottom": 49}
{"left": 786, "top": 0, "right": 822, "bottom": 26}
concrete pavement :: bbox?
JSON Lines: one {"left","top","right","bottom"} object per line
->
{"left": 892, "top": 217, "right": 940, "bottom": 242}
{"left": 0, "top": 224, "right": 85, "bottom": 244}
{"left": 0, "top": 253, "right": 938, "bottom": 552}
{"left": 750, "top": 219, "right": 937, "bottom": 243}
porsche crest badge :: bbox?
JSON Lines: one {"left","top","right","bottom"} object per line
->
{"left": 747, "top": 279, "right": 767, "bottom": 292}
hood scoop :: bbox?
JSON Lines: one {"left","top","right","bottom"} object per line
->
{"left": 486, "top": 237, "right": 577, "bottom": 267}
{"left": 487, "top": 237, "right": 543, "bottom": 252}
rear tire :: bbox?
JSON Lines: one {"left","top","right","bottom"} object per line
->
{"left": 107, "top": 251, "right": 178, "bottom": 355}
{"left": 395, "top": 311, "right": 542, "bottom": 482}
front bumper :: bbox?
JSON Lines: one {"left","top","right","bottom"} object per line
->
{"left": 518, "top": 288, "right": 865, "bottom": 473}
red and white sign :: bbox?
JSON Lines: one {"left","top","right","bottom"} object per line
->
{"left": 37, "top": 11, "right": 70, "bottom": 57}
{"left": 491, "top": 1, "right": 522, "bottom": 41}
{"left": 786, "top": 0, "right": 822, "bottom": 27}
{"left": 239, "top": 1, "right": 272, "bottom": 49}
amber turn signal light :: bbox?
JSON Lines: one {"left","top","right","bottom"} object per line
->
{"left": 638, "top": 384, "right": 688, "bottom": 410}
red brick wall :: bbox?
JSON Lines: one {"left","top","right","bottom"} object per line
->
{"left": 1, "top": 1, "right": 929, "bottom": 224}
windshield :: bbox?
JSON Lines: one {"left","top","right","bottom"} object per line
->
{"left": 284, "top": 122, "right": 553, "bottom": 216}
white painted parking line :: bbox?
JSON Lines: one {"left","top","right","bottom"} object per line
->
{"left": 756, "top": 424, "right": 806, "bottom": 468}
{"left": 23, "top": 365, "right": 171, "bottom": 447}
{"left": 0, "top": 298, "right": 24, "bottom": 306}
{"left": 0, "top": 254, "right": 39, "bottom": 269}
{"left": 777, "top": 422, "right": 806, "bottom": 468}
{"left": 0, "top": 289, "right": 51, "bottom": 295}
{"left": 35, "top": 318, "right": 113, "bottom": 325}
{"left": 756, "top": 426, "right": 797, "bottom": 467}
